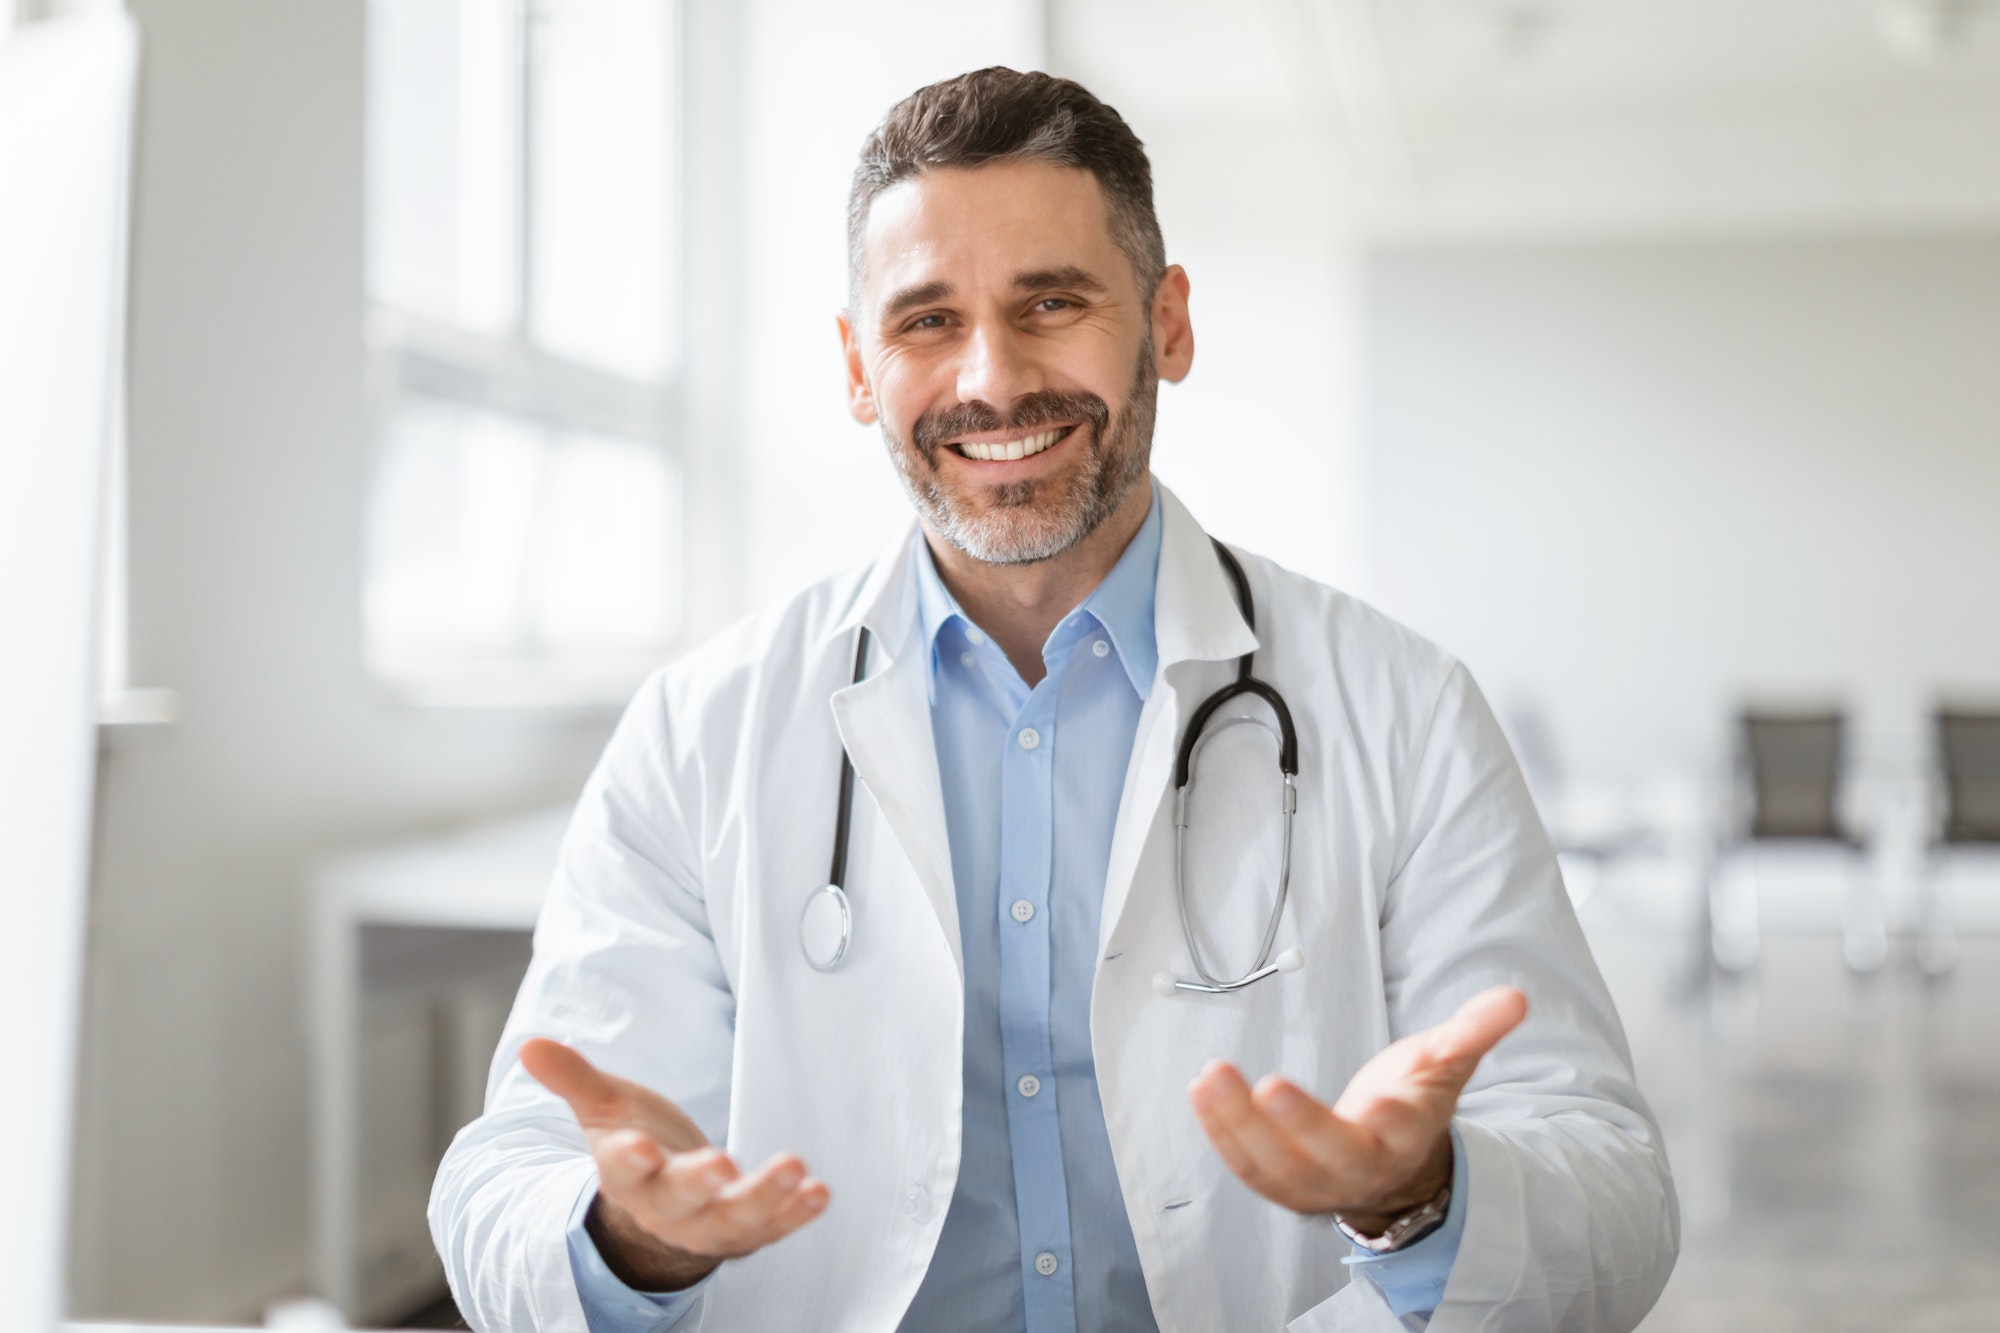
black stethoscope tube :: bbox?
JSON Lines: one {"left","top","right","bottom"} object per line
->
{"left": 826, "top": 626, "right": 871, "bottom": 892}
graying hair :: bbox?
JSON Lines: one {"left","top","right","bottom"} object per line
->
{"left": 847, "top": 67, "right": 1167, "bottom": 307}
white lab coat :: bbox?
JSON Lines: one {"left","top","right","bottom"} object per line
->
{"left": 430, "top": 485, "right": 1678, "bottom": 1333}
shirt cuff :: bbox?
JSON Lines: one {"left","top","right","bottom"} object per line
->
{"left": 565, "top": 1174, "right": 711, "bottom": 1333}
{"left": 1340, "top": 1123, "right": 1470, "bottom": 1321}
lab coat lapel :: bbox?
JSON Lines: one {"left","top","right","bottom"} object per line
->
{"left": 1098, "top": 486, "right": 1259, "bottom": 957}
{"left": 829, "top": 528, "right": 964, "bottom": 980}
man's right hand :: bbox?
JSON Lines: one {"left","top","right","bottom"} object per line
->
{"left": 520, "top": 1038, "right": 830, "bottom": 1292}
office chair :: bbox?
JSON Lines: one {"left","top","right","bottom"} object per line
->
{"left": 1710, "top": 708, "right": 1882, "bottom": 973}
{"left": 1919, "top": 709, "right": 2000, "bottom": 975}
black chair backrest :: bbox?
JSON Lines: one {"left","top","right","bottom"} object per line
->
{"left": 1741, "top": 710, "right": 1844, "bottom": 841}
{"left": 1938, "top": 710, "right": 2000, "bottom": 844}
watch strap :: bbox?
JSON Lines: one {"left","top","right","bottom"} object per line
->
{"left": 1335, "top": 1182, "right": 1451, "bottom": 1254}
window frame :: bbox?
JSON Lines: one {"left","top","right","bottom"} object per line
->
{"left": 362, "top": 0, "right": 690, "bottom": 710}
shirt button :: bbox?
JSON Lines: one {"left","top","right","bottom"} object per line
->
{"left": 1016, "top": 1073, "right": 1041, "bottom": 1098}
{"left": 1009, "top": 898, "right": 1035, "bottom": 923}
{"left": 1092, "top": 639, "right": 1110, "bottom": 658}
{"left": 1017, "top": 727, "right": 1041, "bottom": 750}
{"left": 959, "top": 650, "right": 974, "bottom": 668}
{"left": 1034, "top": 1251, "right": 1059, "bottom": 1276}
{"left": 966, "top": 627, "right": 986, "bottom": 645}
{"left": 904, "top": 1183, "right": 932, "bottom": 1222}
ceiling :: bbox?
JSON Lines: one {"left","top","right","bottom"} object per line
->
{"left": 1056, "top": 0, "right": 2000, "bottom": 239}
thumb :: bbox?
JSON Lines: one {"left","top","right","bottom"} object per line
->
{"left": 1424, "top": 986, "right": 1528, "bottom": 1075}
{"left": 520, "top": 1037, "right": 625, "bottom": 1124}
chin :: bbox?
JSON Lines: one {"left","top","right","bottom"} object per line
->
{"left": 938, "top": 497, "right": 1094, "bottom": 565}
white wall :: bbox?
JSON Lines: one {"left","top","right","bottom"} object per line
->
{"left": 70, "top": 0, "right": 613, "bottom": 1318}
{"left": 1140, "top": 114, "right": 1363, "bottom": 592}
{"left": 1362, "top": 235, "right": 2000, "bottom": 780}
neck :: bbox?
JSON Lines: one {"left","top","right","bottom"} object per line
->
{"left": 924, "top": 479, "right": 1154, "bottom": 687}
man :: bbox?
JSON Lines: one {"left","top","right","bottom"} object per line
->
{"left": 431, "top": 68, "right": 1678, "bottom": 1332}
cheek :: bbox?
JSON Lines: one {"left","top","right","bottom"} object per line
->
{"left": 868, "top": 351, "right": 947, "bottom": 437}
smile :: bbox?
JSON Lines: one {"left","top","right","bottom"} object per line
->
{"left": 948, "top": 424, "right": 1074, "bottom": 462}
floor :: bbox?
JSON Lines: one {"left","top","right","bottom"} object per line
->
{"left": 1578, "top": 881, "right": 2000, "bottom": 1331}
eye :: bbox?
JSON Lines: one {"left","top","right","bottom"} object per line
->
{"left": 1036, "top": 297, "right": 1074, "bottom": 313}
{"left": 910, "top": 313, "right": 947, "bottom": 330}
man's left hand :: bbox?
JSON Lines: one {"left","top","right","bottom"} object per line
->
{"left": 1187, "top": 986, "right": 1527, "bottom": 1235}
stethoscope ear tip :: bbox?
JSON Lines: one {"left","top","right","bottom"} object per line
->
{"left": 1275, "top": 947, "right": 1304, "bottom": 973}
{"left": 1151, "top": 971, "right": 1179, "bottom": 998}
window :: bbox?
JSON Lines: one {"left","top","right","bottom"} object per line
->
{"left": 364, "top": 0, "right": 682, "bottom": 704}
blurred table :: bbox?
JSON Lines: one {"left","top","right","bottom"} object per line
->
{"left": 308, "top": 808, "right": 566, "bottom": 1322}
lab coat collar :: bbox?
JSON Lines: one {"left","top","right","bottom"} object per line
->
{"left": 830, "top": 522, "right": 924, "bottom": 662}
{"left": 1149, "top": 482, "right": 1258, "bottom": 676}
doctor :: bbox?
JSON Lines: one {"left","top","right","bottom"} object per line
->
{"left": 431, "top": 68, "right": 1677, "bottom": 1332}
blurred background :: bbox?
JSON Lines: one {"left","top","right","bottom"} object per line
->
{"left": 7, "top": 0, "right": 1998, "bottom": 1327}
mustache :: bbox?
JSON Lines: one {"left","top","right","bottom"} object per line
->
{"left": 910, "top": 388, "right": 1112, "bottom": 464}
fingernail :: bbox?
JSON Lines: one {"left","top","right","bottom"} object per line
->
{"left": 702, "top": 1163, "right": 731, "bottom": 1188}
{"left": 621, "top": 1147, "right": 653, "bottom": 1172}
{"left": 775, "top": 1164, "right": 804, "bottom": 1190}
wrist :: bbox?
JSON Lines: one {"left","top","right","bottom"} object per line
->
{"left": 1334, "top": 1129, "right": 1453, "bottom": 1240}
{"left": 586, "top": 1192, "right": 722, "bottom": 1292}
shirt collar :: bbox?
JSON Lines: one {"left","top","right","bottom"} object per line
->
{"left": 910, "top": 481, "right": 1163, "bottom": 701}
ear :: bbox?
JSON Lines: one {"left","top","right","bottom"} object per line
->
{"left": 838, "top": 311, "right": 878, "bottom": 425}
{"left": 1152, "top": 265, "right": 1194, "bottom": 384}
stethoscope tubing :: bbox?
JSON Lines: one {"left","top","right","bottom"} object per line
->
{"left": 1173, "top": 724, "right": 1297, "bottom": 988}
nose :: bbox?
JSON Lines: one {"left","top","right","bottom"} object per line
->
{"left": 954, "top": 320, "right": 1041, "bottom": 415}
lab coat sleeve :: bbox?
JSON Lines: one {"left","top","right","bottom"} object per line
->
{"left": 430, "top": 671, "right": 736, "bottom": 1333}
{"left": 1374, "top": 662, "right": 1679, "bottom": 1333}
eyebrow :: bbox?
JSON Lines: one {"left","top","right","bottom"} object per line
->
{"left": 1013, "top": 265, "right": 1107, "bottom": 295}
{"left": 880, "top": 280, "right": 954, "bottom": 322}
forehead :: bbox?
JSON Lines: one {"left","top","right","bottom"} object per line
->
{"left": 858, "top": 160, "right": 1127, "bottom": 311}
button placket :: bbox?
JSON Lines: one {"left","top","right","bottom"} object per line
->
{"left": 994, "top": 680, "right": 1071, "bottom": 1327}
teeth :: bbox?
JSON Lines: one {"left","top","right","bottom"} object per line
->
{"left": 956, "top": 427, "right": 1065, "bottom": 462}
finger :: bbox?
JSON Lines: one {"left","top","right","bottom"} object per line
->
{"left": 1251, "top": 1075, "right": 1371, "bottom": 1166}
{"left": 593, "top": 1127, "right": 666, "bottom": 1197}
{"left": 633, "top": 1146, "right": 736, "bottom": 1226}
{"left": 757, "top": 1176, "right": 832, "bottom": 1245}
{"left": 521, "top": 1038, "right": 626, "bottom": 1124}
{"left": 703, "top": 1154, "right": 809, "bottom": 1243}
{"left": 760, "top": 1176, "right": 832, "bottom": 1232}
{"left": 1422, "top": 986, "right": 1529, "bottom": 1072}
{"left": 1188, "top": 1062, "right": 1319, "bottom": 1193}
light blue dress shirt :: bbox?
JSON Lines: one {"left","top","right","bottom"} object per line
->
{"left": 564, "top": 487, "right": 1463, "bottom": 1330}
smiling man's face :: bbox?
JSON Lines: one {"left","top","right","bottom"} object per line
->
{"left": 841, "top": 158, "right": 1191, "bottom": 566}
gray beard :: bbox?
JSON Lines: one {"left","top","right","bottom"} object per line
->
{"left": 884, "top": 340, "right": 1157, "bottom": 567}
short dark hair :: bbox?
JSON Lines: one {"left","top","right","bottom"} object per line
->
{"left": 847, "top": 67, "right": 1166, "bottom": 306}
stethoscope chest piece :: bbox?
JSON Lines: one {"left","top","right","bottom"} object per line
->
{"left": 799, "top": 883, "right": 852, "bottom": 972}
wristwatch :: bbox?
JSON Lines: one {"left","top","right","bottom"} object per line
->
{"left": 1335, "top": 1182, "right": 1452, "bottom": 1254}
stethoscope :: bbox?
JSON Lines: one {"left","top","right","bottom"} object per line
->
{"left": 798, "top": 539, "right": 1303, "bottom": 998}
